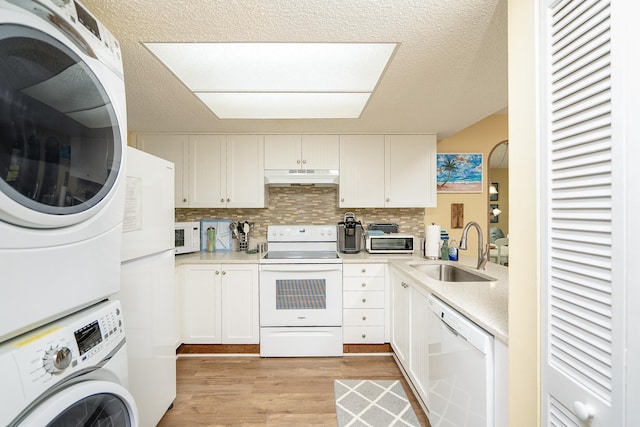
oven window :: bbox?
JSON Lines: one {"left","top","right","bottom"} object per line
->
{"left": 276, "top": 279, "right": 326, "bottom": 310}
{"left": 0, "top": 24, "right": 121, "bottom": 216}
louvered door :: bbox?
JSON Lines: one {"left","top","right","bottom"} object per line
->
{"left": 540, "top": 0, "right": 623, "bottom": 425}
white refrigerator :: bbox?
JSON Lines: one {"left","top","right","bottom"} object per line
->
{"left": 117, "top": 147, "right": 177, "bottom": 427}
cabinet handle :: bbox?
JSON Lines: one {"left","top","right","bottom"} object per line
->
{"left": 361, "top": 283, "right": 367, "bottom": 288}
{"left": 341, "top": 198, "right": 345, "bottom": 202}
{"left": 362, "top": 334, "right": 367, "bottom": 339}
{"left": 362, "top": 316, "right": 367, "bottom": 321}
{"left": 222, "top": 271, "right": 226, "bottom": 275}
{"left": 361, "top": 268, "right": 366, "bottom": 273}
{"left": 215, "top": 271, "right": 220, "bottom": 275}
{"left": 362, "top": 298, "right": 367, "bottom": 303}
{"left": 401, "top": 282, "right": 409, "bottom": 288}
{"left": 183, "top": 198, "right": 187, "bottom": 203}
{"left": 226, "top": 198, "right": 230, "bottom": 202}
{"left": 297, "top": 159, "right": 301, "bottom": 164}
{"left": 302, "top": 159, "right": 307, "bottom": 164}
{"left": 386, "top": 198, "right": 390, "bottom": 202}
{"left": 220, "top": 198, "right": 225, "bottom": 203}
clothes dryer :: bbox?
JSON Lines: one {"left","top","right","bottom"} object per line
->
{"left": 0, "top": 0, "right": 127, "bottom": 341}
{"left": 0, "top": 299, "right": 138, "bottom": 427}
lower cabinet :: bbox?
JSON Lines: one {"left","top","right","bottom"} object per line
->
{"left": 181, "top": 263, "right": 259, "bottom": 344}
{"left": 390, "top": 267, "right": 431, "bottom": 410}
{"left": 343, "top": 263, "right": 386, "bottom": 344}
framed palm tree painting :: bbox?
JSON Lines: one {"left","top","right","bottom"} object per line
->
{"left": 436, "top": 153, "right": 483, "bottom": 193}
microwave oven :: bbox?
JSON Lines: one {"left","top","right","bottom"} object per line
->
{"left": 366, "top": 234, "right": 415, "bottom": 254}
{"left": 175, "top": 222, "right": 200, "bottom": 254}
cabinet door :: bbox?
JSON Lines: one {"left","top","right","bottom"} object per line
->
{"left": 390, "top": 269, "right": 410, "bottom": 366}
{"left": 409, "top": 285, "right": 430, "bottom": 406}
{"left": 226, "top": 135, "right": 265, "bottom": 208}
{"left": 221, "top": 264, "right": 259, "bottom": 344}
{"left": 136, "top": 134, "right": 189, "bottom": 207}
{"left": 339, "top": 135, "right": 385, "bottom": 207}
{"left": 181, "top": 265, "right": 222, "bottom": 344}
{"left": 189, "top": 135, "right": 226, "bottom": 208}
{"left": 264, "top": 135, "right": 302, "bottom": 169}
{"left": 384, "top": 134, "right": 436, "bottom": 207}
{"left": 301, "top": 135, "right": 339, "bottom": 169}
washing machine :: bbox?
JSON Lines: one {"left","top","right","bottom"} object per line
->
{"left": 0, "top": 299, "right": 138, "bottom": 426}
{"left": 0, "top": 0, "right": 127, "bottom": 342}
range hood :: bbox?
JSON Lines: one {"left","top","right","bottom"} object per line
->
{"left": 265, "top": 169, "right": 339, "bottom": 186}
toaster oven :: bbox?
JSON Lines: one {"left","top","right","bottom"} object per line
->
{"left": 366, "top": 234, "right": 415, "bottom": 254}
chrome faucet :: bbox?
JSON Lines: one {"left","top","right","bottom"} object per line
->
{"left": 459, "top": 221, "right": 490, "bottom": 270}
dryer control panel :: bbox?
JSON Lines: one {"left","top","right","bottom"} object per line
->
{"left": 0, "top": 300, "right": 125, "bottom": 403}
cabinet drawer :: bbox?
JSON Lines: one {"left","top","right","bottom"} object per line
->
{"left": 343, "top": 308, "right": 385, "bottom": 326}
{"left": 343, "top": 276, "right": 385, "bottom": 291}
{"left": 343, "top": 263, "right": 385, "bottom": 277}
{"left": 343, "top": 326, "right": 385, "bottom": 344}
{"left": 343, "top": 291, "right": 385, "bottom": 308}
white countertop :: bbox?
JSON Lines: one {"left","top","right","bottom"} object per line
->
{"left": 175, "top": 250, "right": 508, "bottom": 344}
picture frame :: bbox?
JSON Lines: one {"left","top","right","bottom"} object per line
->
{"left": 490, "top": 204, "right": 499, "bottom": 223}
{"left": 437, "top": 153, "right": 483, "bottom": 193}
{"left": 490, "top": 182, "right": 499, "bottom": 201}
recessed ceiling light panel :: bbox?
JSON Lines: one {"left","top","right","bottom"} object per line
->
{"left": 197, "top": 92, "right": 371, "bottom": 119}
{"left": 145, "top": 42, "right": 396, "bottom": 119}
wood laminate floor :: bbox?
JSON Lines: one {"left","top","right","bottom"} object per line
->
{"left": 157, "top": 355, "right": 431, "bottom": 427}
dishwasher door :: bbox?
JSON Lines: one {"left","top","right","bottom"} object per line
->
{"left": 426, "top": 295, "right": 494, "bottom": 427}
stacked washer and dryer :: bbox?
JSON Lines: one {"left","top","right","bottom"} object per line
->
{"left": 0, "top": 0, "right": 138, "bottom": 425}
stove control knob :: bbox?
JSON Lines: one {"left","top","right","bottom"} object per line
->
{"left": 43, "top": 346, "right": 72, "bottom": 374}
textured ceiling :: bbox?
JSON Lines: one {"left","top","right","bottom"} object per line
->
{"left": 81, "top": 0, "right": 508, "bottom": 139}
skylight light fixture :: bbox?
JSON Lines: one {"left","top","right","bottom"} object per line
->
{"left": 144, "top": 42, "right": 397, "bottom": 119}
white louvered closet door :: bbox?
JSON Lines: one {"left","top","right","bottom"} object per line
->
{"left": 540, "top": 0, "right": 627, "bottom": 425}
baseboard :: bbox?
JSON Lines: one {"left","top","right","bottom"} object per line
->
{"left": 176, "top": 343, "right": 393, "bottom": 356}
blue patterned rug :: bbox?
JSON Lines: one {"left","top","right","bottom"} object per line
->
{"left": 334, "top": 379, "right": 421, "bottom": 427}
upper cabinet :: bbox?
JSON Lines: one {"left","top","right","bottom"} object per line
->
{"left": 339, "top": 134, "right": 436, "bottom": 208}
{"left": 339, "top": 135, "right": 386, "bottom": 207}
{"left": 264, "top": 134, "right": 339, "bottom": 169}
{"left": 384, "top": 134, "right": 436, "bottom": 207}
{"left": 135, "top": 134, "right": 265, "bottom": 208}
{"left": 135, "top": 134, "right": 189, "bottom": 208}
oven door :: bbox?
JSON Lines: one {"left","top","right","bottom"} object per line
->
{"left": 259, "top": 264, "right": 342, "bottom": 327}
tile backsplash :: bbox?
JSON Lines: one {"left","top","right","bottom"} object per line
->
{"left": 176, "top": 187, "right": 425, "bottom": 247}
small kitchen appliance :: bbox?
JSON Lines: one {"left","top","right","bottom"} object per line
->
{"left": 337, "top": 212, "right": 364, "bottom": 253}
{"left": 366, "top": 234, "right": 415, "bottom": 254}
{"left": 174, "top": 222, "right": 200, "bottom": 254}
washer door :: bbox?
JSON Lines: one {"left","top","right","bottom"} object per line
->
{"left": 0, "top": 23, "right": 123, "bottom": 228}
{"left": 17, "top": 381, "right": 138, "bottom": 427}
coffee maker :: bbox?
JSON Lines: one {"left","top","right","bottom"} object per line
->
{"left": 338, "top": 212, "right": 364, "bottom": 253}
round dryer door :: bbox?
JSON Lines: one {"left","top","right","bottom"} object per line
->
{"left": 0, "top": 23, "right": 123, "bottom": 228}
{"left": 18, "top": 381, "right": 138, "bottom": 427}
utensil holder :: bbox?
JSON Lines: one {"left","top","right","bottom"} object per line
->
{"left": 238, "top": 234, "right": 248, "bottom": 252}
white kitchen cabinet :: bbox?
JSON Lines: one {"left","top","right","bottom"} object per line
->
{"left": 264, "top": 134, "right": 339, "bottom": 170}
{"left": 339, "top": 135, "right": 385, "bottom": 207}
{"left": 343, "top": 263, "right": 387, "bottom": 344}
{"left": 339, "top": 134, "right": 436, "bottom": 208}
{"left": 390, "top": 268, "right": 411, "bottom": 366}
{"left": 226, "top": 135, "right": 265, "bottom": 208}
{"left": 384, "top": 135, "right": 436, "bottom": 207}
{"left": 181, "top": 263, "right": 259, "bottom": 344}
{"left": 188, "top": 135, "right": 226, "bottom": 207}
{"left": 135, "top": 134, "right": 189, "bottom": 207}
{"left": 408, "top": 284, "right": 431, "bottom": 405}
{"left": 135, "top": 134, "right": 265, "bottom": 208}
{"left": 181, "top": 264, "right": 222, "bottom": 344}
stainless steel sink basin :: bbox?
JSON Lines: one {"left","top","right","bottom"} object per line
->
{"left": 409, "top": 263, "right": 495, "bottom": 282}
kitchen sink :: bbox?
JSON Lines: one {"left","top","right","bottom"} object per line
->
{"left": 409, "top": 263, "right": 496, "bottom": 282}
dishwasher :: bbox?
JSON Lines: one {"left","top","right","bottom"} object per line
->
{"left": 426, "top": 295, "right": 494, "bottom": 427}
